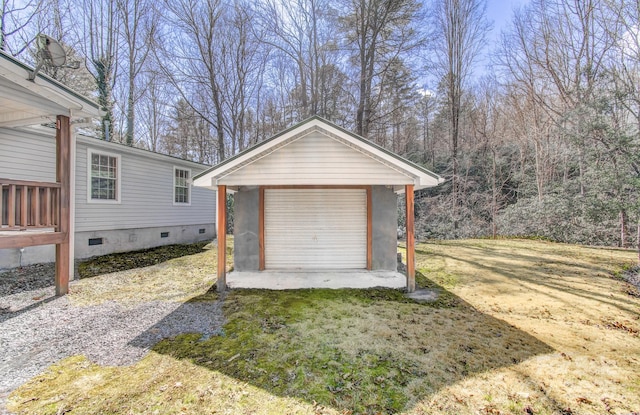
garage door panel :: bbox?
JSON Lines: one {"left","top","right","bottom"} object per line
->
{"left": 264, "top": 188, "right": 367, "bottom": 269}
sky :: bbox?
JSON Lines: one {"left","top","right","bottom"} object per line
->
{"left": 471, "top": 0, "right": 526, "bottom": 77}
{"left": 485, "top": 0, "right": 526, "bottom": 42}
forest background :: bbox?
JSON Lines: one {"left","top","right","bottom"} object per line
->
{"left": 1, "top": 0, "right": 639, "bottom": 247}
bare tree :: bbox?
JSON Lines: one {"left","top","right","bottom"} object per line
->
{"left": 137, "top": 69, "right": 172, "bottom": 152}
{"left": 117, "top": 0, "right": 156, "bottom": 146}
{"left": 433, "top": 0, "right": 490, "bottom": 235}
{"left": 219, "top": 2, "right": 266, "bottom": 154}
{"left": 339, "top": 0, "right": 422, "bottom": 137}
{"left": 470, "top": 77, "right": 515, "bottom": 238}
{"left": 256, "top": 0, "right": 345, "bottom": 122}
{"left": 257, "top": 0, "right": 311, "bottom": 118}
{"left": 607, "top": 0, "right": 640, "bottom": 248}
{"left": 0, "top": 0, "right": 43, "bottom": 55}
{"left": 606, "top": 0, "right": 640, "bottom": 173}
{"left": 158, "top": 0, "right": 226, "bottom": 160}
{"left": 78, "top": 0, "right": 120, "bottom": 141}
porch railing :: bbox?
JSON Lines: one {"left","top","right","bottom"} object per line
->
{"left": 0, "top": 178, "right": 60, "bottom": 230}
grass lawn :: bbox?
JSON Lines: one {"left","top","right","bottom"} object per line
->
{"left": 8, "top": 239, "right": 640, "bottom": 414}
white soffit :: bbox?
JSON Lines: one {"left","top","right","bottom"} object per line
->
{"left": 0, "top": 51, "right": 100, "bottom": 123}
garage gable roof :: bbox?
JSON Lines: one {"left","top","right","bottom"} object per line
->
{"left": 193, "top": 116, "right": 444, "bottom": 192}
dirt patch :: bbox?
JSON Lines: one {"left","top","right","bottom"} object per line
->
{"left": 622, "top": 266, "right": 640, "bottom": 296}
{"left": 0, "top": 263, "right": 57, "bottom": 297}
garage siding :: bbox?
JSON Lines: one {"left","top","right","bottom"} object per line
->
{"left": 219, "top": 131, "right": 414, "bottom": 186}
{"left": 264, "top": 188, "right": 367, "bottom": 269}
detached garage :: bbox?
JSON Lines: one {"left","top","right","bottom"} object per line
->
{"left": 193, "top": 116, "right": 443, "bottom": 292}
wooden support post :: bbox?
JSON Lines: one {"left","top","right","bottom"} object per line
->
{"left": 217, "top": 185, "right": 227, "bottom": 291}
{"left": 366, "top": 186, "right": 373, "bottom": 270}
{"left": 405, "top": 185, "right": 415, "bottom": 293}
{"left": 55, "top": 115, "right": 71, "bottom": 296}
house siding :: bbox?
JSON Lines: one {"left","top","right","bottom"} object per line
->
{"left": 0, "top": 127, "right": 56, "bottom": 181}
{"left": 219, "top": 131, "right": 414, "bottom": 186}
{"left": 0, "top": 130, "right": 216, "bottom": 269}
{"left": 75, "top": 137, "right": 215, "bottom": 232}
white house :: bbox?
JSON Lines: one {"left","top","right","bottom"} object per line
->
{"left": 0, "top": 50, "right": 215, "bottom": 277}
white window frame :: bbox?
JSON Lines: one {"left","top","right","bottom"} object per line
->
{"left": 173, "top": 166, "right": 191, "bottom": 206}
{"left": 87, "top": 148, "right": 122, "bottom": 204}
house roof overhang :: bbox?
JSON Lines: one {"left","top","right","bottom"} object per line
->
{"left": 194, "top": 116, "right": 444, "bottom": 194}
{"left": 0, "top": 51, "right": 101, "bottom": 128}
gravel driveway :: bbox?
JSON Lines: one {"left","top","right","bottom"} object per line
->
{"left": 0, "top": 265, "right": 224, "bottom": 415}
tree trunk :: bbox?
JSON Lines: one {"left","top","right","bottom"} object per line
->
{"left": 356, "top": 51, "right": 368, "bottom": 137}
{"left": 214, "top": 90, "right": 225, "bottom": 161}
{"left": 126, "top": 73, "right": 134, "bottom": 145}
{"left": 492, "top": 149, "right": 497, "bottom": 239}
{"left": 451, "top": 87, "right": 459, "bottom": 235}
{"left": 620, "top": 210, "right": 627, "bottom": 248}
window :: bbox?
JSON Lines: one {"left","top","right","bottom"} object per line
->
{"left": 88, "top": 150, "right": 121, "bottom": 203}
{"left": 174, "top": 167, "right": 191, "bottom": 204}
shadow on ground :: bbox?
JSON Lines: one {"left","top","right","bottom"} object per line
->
{"left": 416, "top": 241, "right": 640, "bottom": 318}
{"left": 130, "top": 271, "right": 553, "bottom": 414}
{"left": 0, "top": 242, "right": 214, "bottom": 323}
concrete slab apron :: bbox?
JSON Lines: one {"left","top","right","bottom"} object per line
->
{"left": 226, "top": 270, "right": 406, "bottom": 290}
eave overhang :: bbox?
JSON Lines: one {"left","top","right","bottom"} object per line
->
{"left": 0, "top": 51, "right": 101, "bottom": 127}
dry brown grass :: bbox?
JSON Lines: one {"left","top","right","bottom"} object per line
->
{"left": 411, "top": 239, "right": 640, "bottom": 414}
{"left": 9, "top": 354, "right": 331, "bottom": 415}
{"left": 8, "top": 238, "right": 640, "bottom": 414}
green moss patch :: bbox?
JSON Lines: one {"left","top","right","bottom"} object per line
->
{"left": 152, "top": 287, "right": 550, "bottom": 414}
{"left": 77, "top": 242, "right": 212, "bottom": 279}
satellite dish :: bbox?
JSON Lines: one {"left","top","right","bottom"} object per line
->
{"left": 28, "top": 34, "right": 68, "bottom": 81}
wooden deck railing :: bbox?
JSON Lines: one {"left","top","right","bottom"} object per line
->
{"left": 0, "top": 178, "right": 60, "bottom": 230}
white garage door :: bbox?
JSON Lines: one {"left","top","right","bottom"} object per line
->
{"left": 264, "top": 188, "right": 367, "bottom": 269}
